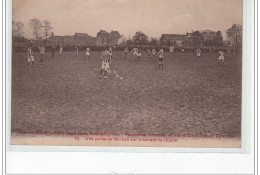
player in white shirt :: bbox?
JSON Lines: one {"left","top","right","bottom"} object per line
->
{"left": 218, "top": 51, "right": 225, "bottom": 64}
{"left": 131, "top": 48, "right": 138, "bottom": 56}
{"left": 59, "top": 45, "right": 63, "bottom": 58}
{"left": 27, "top": 45, "right": 35, "bottom": 68}
{"left": 124, "top": 47, "right": 128, "bottom": 60}
{"left": 169, "top": 46, "right": 175, "bottom": 53}
{"left": 136, "top": 48, "right": 142, "bottom": 60}
{"left": 100, "top": 50, "right": 111, "bottom": 79}
{"left": 85, "top": 47, "right": 90, "bottom": 59}
{"left": 158, "top": 48, "right": 164, "bottom": 69}
{"left": 152, "top": 48, "right": 156, "bottom": 56}
{"left": 196, "top": 48, "right": 201, "bottom": 57}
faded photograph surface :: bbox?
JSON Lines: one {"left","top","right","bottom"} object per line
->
{"left": 11, "top": 0, "right": 243, "bottom": 147}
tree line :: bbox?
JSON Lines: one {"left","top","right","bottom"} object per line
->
{"left": 128, "top": 24, "right": 242, "bottom": 47}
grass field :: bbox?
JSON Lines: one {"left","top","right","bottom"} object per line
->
{"left": 11, "top": 51, "right": 242, "bottom": 137}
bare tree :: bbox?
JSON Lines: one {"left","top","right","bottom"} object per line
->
{"left": 43, "top": 20, "right": 53, "bottom": 39}
{"left": 29, "top": 18, "right": 42, "bottom": 39}
{"left": 15, "top": 21, "right": 24, "bottom": 37}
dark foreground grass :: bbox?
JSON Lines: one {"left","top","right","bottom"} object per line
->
{"left": 11, "top": 51, "right": 242, "bottom": 137}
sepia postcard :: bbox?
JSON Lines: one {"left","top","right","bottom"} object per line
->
{"left": 10, "top": 0, "right": 244, "bottom": 148}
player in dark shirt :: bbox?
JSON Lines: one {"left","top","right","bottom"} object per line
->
{"left": 51, "top": 44, "right": 55, "bottom": 59}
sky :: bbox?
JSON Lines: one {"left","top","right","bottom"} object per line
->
{"left": 12, "top": 0, "right": 243, "bottom": 39}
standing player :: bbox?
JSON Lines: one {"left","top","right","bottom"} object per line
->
{"left": 27, "top": 45, "right": 35, "bottom": 68}
{"left": 75, "top": 46, "right": 79, "bottom": 55}
{"left": 59, "top": 44, "right": 63, "bottom": 58}
{"left": 85, "top": 47, "right": 90, "bottom": 59}
{"left": 108, "top": 46, "right": 112, "bottom": 65}
{"left": 136, "top": 48, "right": 142, "bottom": 60}
{"left": 196, "top": 48, "right": 201, "bottom": 57}
{"left": 124, "top": 47, "right": 128, "bottom": 60}
{"left": 209, "top": 47, "right": 213, "bottom": 54}
{"left": 51, "top": 44, "right": 55, "bottom": 59}
{"left": 152, "top": 48, "right": 156, "bottom": 56}
{"left": 218, "top": 51, "right": 225, "bottom": 64}
{"left": 147, "top": 49, "right": 151, "bottom": 59}
{"left": 158, "top": 48, "right": 164, "bottom": 69}
{"left": 169, "top": 46, "right": 175, "bottom": 53}
{"left": 39, "top": 44, "right": 45, "bottom": 64}
{"left": 100, "top": 50, "right": 110, "bottom": 79}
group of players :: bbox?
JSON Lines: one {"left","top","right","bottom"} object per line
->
{"left": 26, "top": 44, "right": 224, "bottom": 78}
{"left": 99, "top": 46, "right": 164, "bottom": 79}
{"left": 27, "top": 44, "right": 91, "bottom": 68}
{"left": 124, "top": 47, "right": 164, "bottom": 64}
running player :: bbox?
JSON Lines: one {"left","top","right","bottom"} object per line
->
{"left": 158, "top": 48, "right": 164, "bottom": 69}
{"left": 131, "top": 48, "right": 138, "bottom": 56}
{"left": 39, "top": 44, "right": 45, "bottom": 64}
{"left": 124, "top": 47, "right": 128, "bottom": 60}
{"left": 27, "top": 45, "right": 34, "bottom": 68}
{"left": 85, "top": 47, "right": 90, "bottom": 59}
{"left": 196, "top": 48, "right": 201, "bottom": 57}
{"left": 100, "top": 50, "right": 110, "bottom": 79}
{"left": 218, "top": 51, "right": 225, "bottom": 64}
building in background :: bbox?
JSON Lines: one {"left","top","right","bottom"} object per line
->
{"left": 96, "top": 30, "right": 109, "bottom": 46}
{"left": 160, "top": 34, "right": 186, "bottom": 46}
{"left": 74, "top": 33, "right": 96, "bottom": 46}
{"left": 48, "top": 32, "right": 96, "bottom": 46}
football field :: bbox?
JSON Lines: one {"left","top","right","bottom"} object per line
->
{"left": 11, "top": 51, "right": 242, "bottom": 137}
